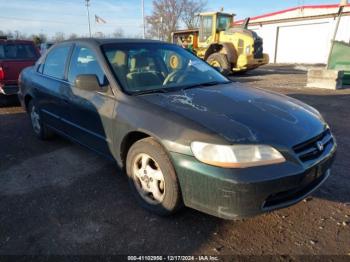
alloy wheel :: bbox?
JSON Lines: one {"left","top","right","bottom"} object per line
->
{"left": 30, "top": 105, "right": 41, "bottom": 134}
{"left": 132, "top": 153, "right": 166, "bottom": 205}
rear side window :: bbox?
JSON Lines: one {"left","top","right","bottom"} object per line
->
{"left": 43, "top": 45, "right": 71, "bottom": 79}
{"left": 0, "top": 43, "right": 37, "bottom": 60}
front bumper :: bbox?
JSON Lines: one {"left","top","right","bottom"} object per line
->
{"left": 234, "top": 54, "right": 269, "bottom": 71}
{"left": 0, "top": 85, "right": 19, "bottom": 96}
{"left": 170, "top": 144, "right": 336, "bottom": 220}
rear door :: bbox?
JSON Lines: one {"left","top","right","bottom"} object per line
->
{"left": 0, "top": 42, "right": 39, "bottom": 86}
{"left": 64, "top": 44, "right": 116, "bottom": 156}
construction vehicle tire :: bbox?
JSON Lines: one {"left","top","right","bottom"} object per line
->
{"left": 206, "top": 53, "right": 231, "bottom": 76}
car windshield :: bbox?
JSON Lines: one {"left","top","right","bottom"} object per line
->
{"left": 102, "top": 43, "right": 230, "bottom": 94}
{"left": 0, "top": 43, "right": 37, "bottom": 60}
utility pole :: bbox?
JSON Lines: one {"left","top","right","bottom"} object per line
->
{"left": 85, "top": 0, "right": 92, "bottom": 37}
{"left": 142, "top": 0, "right": 145, "bottom": 39}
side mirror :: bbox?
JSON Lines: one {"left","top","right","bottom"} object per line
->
{"left": 75, "top": 74, "right": 100, "bottom": 91}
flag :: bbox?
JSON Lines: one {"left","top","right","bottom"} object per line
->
{"left": 95, "top": 15, "right": 106, "bottom": 24}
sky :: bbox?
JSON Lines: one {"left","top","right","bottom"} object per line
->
{"left": 0, "top": 0, "right": 342, "bottom": 38}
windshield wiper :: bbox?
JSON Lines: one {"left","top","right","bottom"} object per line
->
{"left": 132, "top": 80, "right": 231, "bottom": 95}
{"left": 132, "top": 88, "right": 172, "bottom": 96}
{"left": 181, "top": 80, "right": 231, "bottom": 91}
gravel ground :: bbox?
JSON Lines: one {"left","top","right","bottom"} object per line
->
{"left": 0, "top": 65, "right": 349, "bottom": 256}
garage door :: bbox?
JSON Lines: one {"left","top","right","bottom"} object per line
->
{"left": 276, "top": 22, "right": 331, "bottom": 64}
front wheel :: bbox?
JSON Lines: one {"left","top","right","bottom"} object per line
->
{"left": 126, "top": 137, "right": 182, "bottom": 216}
{"left": 28, "top": 100, "right": 54, "bottom": 140}
{"left": 207, "top": 53, "right": 231, "bottom": 76}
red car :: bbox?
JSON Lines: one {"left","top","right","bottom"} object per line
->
{"left": 0, "top": 37, "right": 40, "bottom": 96}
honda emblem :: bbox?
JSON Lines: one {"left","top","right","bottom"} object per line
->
{"left": 316, "top": 141, "right": 324, "bottom": 152}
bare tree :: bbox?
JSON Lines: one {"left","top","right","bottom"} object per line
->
{"left": 13, "top": 30, "right": 27, "bottom": 40}
{"left": 52, "top": 32, "right": 65, "bottom": 42}
{"left": 112, "top": 28, "right": 124, "bottom": 38}
{"left": 130, "top": 33, "right": 143, "bottom": 39}
{"left": 146, "top": 0, "right": 207, "bottom": 40}
{"left": 182, "top": 0, "right": 206, "bottom": 29}
{"left": 31, "top": 35, "right": 43, "bottom": 45}
{"left": 6, "top": 31, "right": 14, "bottom": 39}
{"left": 0, "top": 30, "right": 45, "bottom": 41}
{"left": 68, "top": 33, "right": 79, "bottom": 40}
{"left": 94, "top": 32, "right": 106, "bottom": 38}
{"left": 146, "top": 0, "right": 185, "bottom": 41}
{"left": 38, "top": 33, "right": 48, "bottom": 43}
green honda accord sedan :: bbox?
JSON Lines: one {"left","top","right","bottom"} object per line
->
{"left": 18, "top": 38, "right": 336, "bottom": 219}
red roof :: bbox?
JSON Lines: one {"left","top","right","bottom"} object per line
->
{"left": 235, "top": 4, "right": 350, "bottom": 24}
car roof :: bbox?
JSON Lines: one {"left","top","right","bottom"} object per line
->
{"left": 58, "top": 38, "right": 169, "bottom": 47}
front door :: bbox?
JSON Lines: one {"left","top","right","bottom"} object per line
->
{"left": 64, "top": 45, "right": 116, "bottom": 157}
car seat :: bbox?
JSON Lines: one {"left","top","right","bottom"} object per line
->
{"left": 126, "top": 53, "right": 164, "bottom": 91}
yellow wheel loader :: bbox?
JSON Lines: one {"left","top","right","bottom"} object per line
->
{"left": 172, "top": 12, "right": 269, "bottom": 74}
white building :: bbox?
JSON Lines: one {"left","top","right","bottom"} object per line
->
{"left": 237, "top": 4, "right": 350, "bottom": 64}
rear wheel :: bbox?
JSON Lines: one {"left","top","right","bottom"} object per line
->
{"left": 28, "top": 100, "right": 54, "bottom": 140}
{"left": 126, "top": 137, "right": 182, "bottom": 216}
{"left": 207, "top": 53, "right": 231, "bottom": 75}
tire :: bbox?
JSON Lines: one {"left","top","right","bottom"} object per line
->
{"left": 206, "top": 53, "right": 231, "bottom": 76}
{"left": 126, "top": 137, "right": 182, "bottom": 216}
{"left": 233, "top": 70, "right": 248, "bottom": 75}
{"left": 28, "top": 100, "right": 54, "bottom": 140}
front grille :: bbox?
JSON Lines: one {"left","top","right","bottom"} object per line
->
{"left": 293, "top": 129, "right": 334, "bottom": 162}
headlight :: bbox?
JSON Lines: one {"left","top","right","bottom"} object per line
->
{"left": 191, "top": 142, "right": 285, "bottom": 168}
{"left": 245, "top": 46, "right": 251, "bottom": 54}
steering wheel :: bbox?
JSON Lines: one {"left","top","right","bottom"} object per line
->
{"left": 163, "top": 70, "right": 186, "bottom": 86}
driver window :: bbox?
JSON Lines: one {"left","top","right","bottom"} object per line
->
{"left": 68, "top": 46, "right": 106, "bottom": 86}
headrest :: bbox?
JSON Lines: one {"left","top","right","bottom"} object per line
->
{"left": 130, "top": 53, "right": 151, "bottom": 71}
{"left": 112, "top": 51, "right": 126, "bottom": 66}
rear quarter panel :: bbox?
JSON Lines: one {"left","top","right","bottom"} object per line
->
{"left": 18, "top": 66, "right": 37, "bottom": 109}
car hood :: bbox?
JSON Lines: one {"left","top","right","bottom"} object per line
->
{"left": 139, "top": 83, "right": 327, "bottom": 148}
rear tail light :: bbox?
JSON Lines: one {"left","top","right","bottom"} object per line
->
{"left": 0, "top": 66, "right": 4, "bottom": 81}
